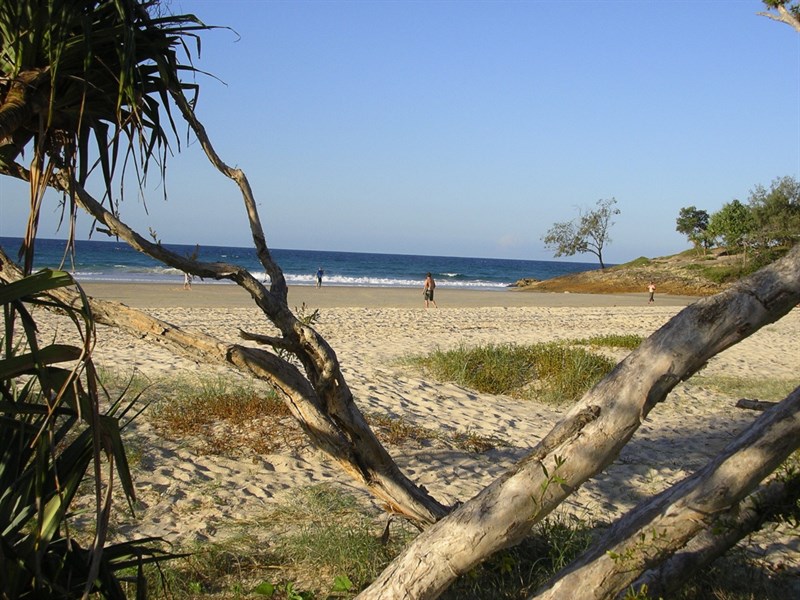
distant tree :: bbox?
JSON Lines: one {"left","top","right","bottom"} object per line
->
{"left": 748, "top": 176, "right": 800, "bottom": 248}
{"left": 542, "top": 198, "right": 620, "bottom": 269}
{"left": 676, "top": 206, "right": 711, "bottom": 253}
{"left": 708, "top": 199, "right": 756, "bottom": 251}
{"left": 760, "top": 0, "right": 800, "bottom": 31}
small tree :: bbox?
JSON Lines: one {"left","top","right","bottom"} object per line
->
{"left": 748, "top": 176, "right": 800, "bottom": 249}
{"left": 543, "top": 198, "right": 620, "bottom": 269}
{"left": 676, "top": 206, "right": 711, "bottom": 253}
{"left": 707, "top": 199, "right": 755, "bottom": 252}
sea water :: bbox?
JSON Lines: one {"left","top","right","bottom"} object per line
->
{"left": 0, "top": 237, "right": 601, "bottom": 291}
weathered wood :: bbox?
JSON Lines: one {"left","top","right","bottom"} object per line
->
{"left": 627, "top": 474, "right": 800, "bottom": 599}
{"left": 736, "top": 398, "right": 778, "bottom": 411}
{"left": 356, "top": 245, "right": 800, "bottom": 600}
{"left": 534, "top": 386, "right": 800, "bottom": 599}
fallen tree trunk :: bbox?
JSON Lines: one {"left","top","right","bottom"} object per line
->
{"left": 736, "top": 398, "right": 778, "bottom": 411}
{"left": 357, "top": 245, "right": 800, "bottom": 600}
{"left": 627, "top": 471, "right": 800, "bottom": 599}
{"left": 534, "top": 385, "right": 800, "bottom": 599}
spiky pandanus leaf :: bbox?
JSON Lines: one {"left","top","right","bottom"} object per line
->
{"left": 1, "top": 268, "right": 171, "bottom": 598}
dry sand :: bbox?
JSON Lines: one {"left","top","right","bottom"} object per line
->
{"left": 51, "top": 283, "right": 799, "bottom": 578}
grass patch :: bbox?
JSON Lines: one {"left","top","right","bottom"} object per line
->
{"left": 149, "top": 375, "right": 304, "bottom": 456}
{"left": 623, "top": 256, "right": 652, "bottom": 267}
{"left": 403, "top": 342, "right": 616, "bottom": 405}
{"left": 266, "top": 484, "right": 417, "bottom": 596}
{"left": 572, "top": 334, "right": 644, "bottom": 350}
{"left": 365, "top": 411, "right": 507, "bottom": 452}
{"left": 692, "top": 375, "right": 798, "bottom": 402}
{"left": 102, "top": 368, "right": 505, "bottom": 455}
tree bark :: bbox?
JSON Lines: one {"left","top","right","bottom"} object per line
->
{"left": 356, "top": 245, "right": 800, "bottom": 600}
{"left": 736, "top": 398, "right": 778, "bottom": 411}
{"left": 626, "top": 473, "right": 800, "bottom": 600}
{"left": 534, "top": 386, "right": 800, "bottom": 599}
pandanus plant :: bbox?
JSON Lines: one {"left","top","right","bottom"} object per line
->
{"left": 0, "top": 268, "right": 170, "bottom": 598}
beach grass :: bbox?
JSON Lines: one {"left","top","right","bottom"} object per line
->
{"left": 571, "top": 333, "right": 644, "bottom": 350}
{"left": 95, "top": 370, "right": 510, "bottom": 456}
{"left": 402, "top": 342, "right": 617, "bottom": 405}
{"left": 691, "top": 375, "right": 798, "bottom": 402}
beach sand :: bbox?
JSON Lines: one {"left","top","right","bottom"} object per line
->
{"left": 48, "top": 283, "right": 800, "bottom": 581}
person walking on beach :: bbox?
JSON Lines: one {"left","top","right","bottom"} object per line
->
{"left": 423, "top": 272, "right": 438, "bottom": 308}
{"left": 316, "top": 267, "right": 324, "bottom": 288}
{"left": 647, "top": 281, "right": 656, "bottom": 304}
{"left": 183, "top": 272, "right": 192, "bottom": 290}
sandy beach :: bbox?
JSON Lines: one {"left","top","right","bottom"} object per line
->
{"left": 49, "top": 283, "right": 799, "bottom": 582}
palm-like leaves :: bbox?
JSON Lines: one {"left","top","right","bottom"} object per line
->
{"left": 0, "top": 0, "right": 213, "bottom": 271}
{"left": 1, "top": 270, "right": 169, "bottom": 599}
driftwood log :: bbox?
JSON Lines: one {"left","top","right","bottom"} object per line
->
{"left": 356, "top": 245, "right": 800, "bottom": 600}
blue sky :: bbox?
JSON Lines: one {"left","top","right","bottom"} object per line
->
{"left": 1, "top": 0, "right": 799, "bottom": 263}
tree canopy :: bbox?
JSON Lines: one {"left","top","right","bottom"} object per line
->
{"left": 676, "top": 206, "right": 711, "bottom": 251}
{"left": 542, "top": 197, "right": 619, "bottom": 269}
{"left": 677, "top": 176, "right": 800, "bottom": 257}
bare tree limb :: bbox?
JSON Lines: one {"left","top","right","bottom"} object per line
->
{"left": 357, "top": 245, "right": 800, "bottom": 600}
{"left": 627, "top": 473, "right": 800, "bottom": 599}
{"left": 0, "top": 228, "right": 449, "bottom": 528}
{"left": 736, "top": 398, "right": 778, "bottom": 411}
{"left": 534, "top": 386, "right": 800, "bottom": 599}
{"left": 759, "top": 4, "right": 800, "bottom": 32}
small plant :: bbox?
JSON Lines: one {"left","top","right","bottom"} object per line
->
{"left": 1, "top": 269, "right": 171, "bottom": 597}
{"left": 572, "top": 334, "right": 644, "bottom": 350}
{"left": 403, "top": 342, "right": 615, "bottom": 405}
{"left": 150, "top": 375, "right": 303, "bottom": 456}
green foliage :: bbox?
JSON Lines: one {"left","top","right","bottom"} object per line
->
{"left": 571, "top": 334, "right": 644, "bottom": 350}
{"left": 1, "top": 269, "right": 170, "bottom": 598}
{"left": 405, "top": 342, "right": 616, "bottom": 405}
{"left": 748, "top": 175, "right": 800, "bottom": 248}
{"left": 0, "top": 0, "right": 213, "bottom": 266}
{"left": 543, "top": 198, "right": 620, "bottom": 269}
{"left": 708, "top": 199, "right": 756, "bottom": 251}
{"left": 676, "top": 206, "right": 711, "bottom": 250}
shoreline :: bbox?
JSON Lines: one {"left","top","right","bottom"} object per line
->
{"left": 80, "top": 281, "right": 700, "bottom": 309}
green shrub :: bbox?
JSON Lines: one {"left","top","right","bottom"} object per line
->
{"left": 404, "top": 342, "right": 616, "bottom": 405}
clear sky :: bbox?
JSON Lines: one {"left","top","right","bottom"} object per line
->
{"left": 1, "top": 0, "right": 799, "bottom": 263}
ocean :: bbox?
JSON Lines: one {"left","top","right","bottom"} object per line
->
{"left": 0, "top": 237, "right": 601, "bottom": 291}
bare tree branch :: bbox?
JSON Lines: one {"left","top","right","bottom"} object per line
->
{"left": 628, "top": 473, "right": 800, "bottom": 599}
{"left": 357, "top": 246, "right": 800, "bottom": 600}
{"left": 534, "top": 386, "right": 800, "bottom": 599}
